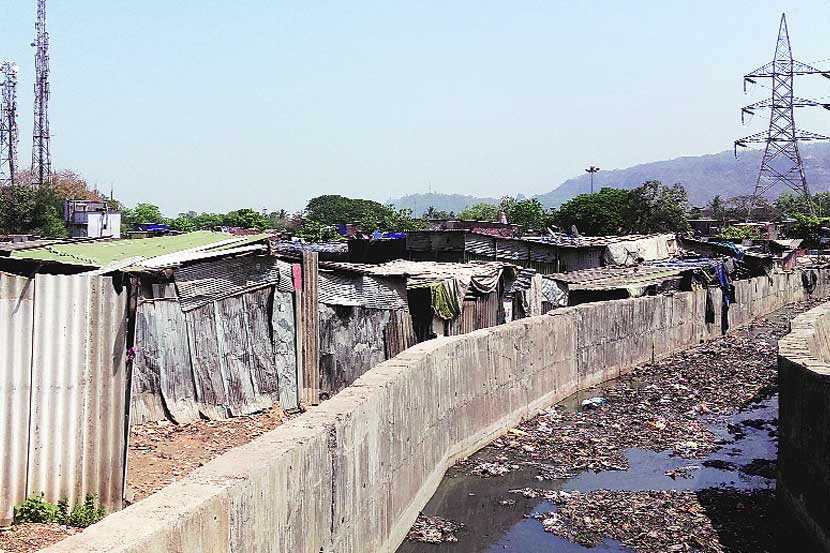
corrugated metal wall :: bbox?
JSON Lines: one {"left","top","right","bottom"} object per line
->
{"left": 0, "top": 273, "right": 34, "bottom": 527}
{"left": 131, "top": 285, "right": 297, "bottom": 424}
{"left": 0, "top": 273, "right": 128, "bottom": 526}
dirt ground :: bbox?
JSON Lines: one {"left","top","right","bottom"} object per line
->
{"left": 0, "top": 404, "right": 293, "bottom": 553}
{"left": 126, "top": 404, "right": 293, "bottom": 502}
{"left": 0, "top": 523, "right": 79, "bottom": 553}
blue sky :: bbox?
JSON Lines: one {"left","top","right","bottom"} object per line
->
{"left": 3, "top": 1, "right": 830, "bottom": 215}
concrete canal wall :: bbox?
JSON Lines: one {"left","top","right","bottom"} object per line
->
{"left": 779, "top": 301, "right": 830, "bottom": 553}
{"left": 44, "top": 270, "right": 830, "bottom": 553}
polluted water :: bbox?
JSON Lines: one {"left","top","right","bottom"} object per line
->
{"left": 397, "top": 302, "right": 818, "bottom": 553}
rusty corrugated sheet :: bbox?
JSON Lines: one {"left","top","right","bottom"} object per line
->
{"left": 0, "top": 273, "right": 35, "bottom": 526}
{"left": 26, "top": 274, "right": 128, "bottom": 515}
{"left": 174, "top": 255, "right": 293, "bottom": 312}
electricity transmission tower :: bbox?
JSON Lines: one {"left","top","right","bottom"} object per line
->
{"left": 0, "top": 62, "right": 20, "bottom": 186}
{"left": 734, "top": 13, "right": 830, "bottom": 218}
{"left": 31, "top": 0, "right": 52, "bottom": 187}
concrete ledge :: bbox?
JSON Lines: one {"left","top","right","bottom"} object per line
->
{"left": 44, "top": 270, "right": 830, "bottom": 553}
{"left": 778, "top": 301, "right": 830, "bottom": 553}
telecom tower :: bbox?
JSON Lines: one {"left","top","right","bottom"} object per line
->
{"left": 735, "top": 13, "right": 830, "bottom": 218}
{"left": 31, "top": 0, "right": 51, "bottom": 187}
{"left": 0, "top": 62, "right": 20, "bottom": 186}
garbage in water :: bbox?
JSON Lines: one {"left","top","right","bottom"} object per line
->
{"left": 533, "top": 488, "right": 780, "bottom": 553}
{"left": 406, "top": 514, "right": 465, "bottom": 543}
{"left": 397, "top": 301, "right": 820, "bottom": 553}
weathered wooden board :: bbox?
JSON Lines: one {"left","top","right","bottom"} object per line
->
{"left": 301, "top": 252, "right": 320, "bottom": 404}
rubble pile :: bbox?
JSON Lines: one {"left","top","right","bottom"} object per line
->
{"left": 406, "top": 514, "right": 465, "bottom": 543}
{"left": 532, "top": 488, "right": 779, "bottom": 553}
{"left": 476, "top": 302, "right": 816, "bottom": 479}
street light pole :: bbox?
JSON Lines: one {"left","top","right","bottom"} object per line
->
{"left": 585, "top": 165, "right": 600, "bottom": 194}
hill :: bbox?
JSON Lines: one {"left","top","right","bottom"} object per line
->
{"left": 389, "top": 143, "right": 830, "bottom": 215}
{"left": 391, "top": 193, "right": 500, "bottom": 216}
{"left": 536, "top": 143, "right": 830, "bottom": 208}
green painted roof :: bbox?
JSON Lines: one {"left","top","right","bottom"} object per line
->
{"left": 12, "top": 231, "right": 265, "bottom": 267}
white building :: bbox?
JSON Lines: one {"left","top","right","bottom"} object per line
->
{"left": 64, "top": 200, "right": 121, "bottom": 239}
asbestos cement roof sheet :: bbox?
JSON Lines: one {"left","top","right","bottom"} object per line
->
{"left": 11, "top": 231, "right": 269, "bottom": 269}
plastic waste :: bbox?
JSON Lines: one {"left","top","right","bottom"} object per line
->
{"left": 581, "top": 397, "right": 608, "bottom": 410}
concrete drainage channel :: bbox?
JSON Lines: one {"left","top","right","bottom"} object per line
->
{"left": 41, "top": 271, "right": 830, "bottom": 553}
{"left": 397, "top": 302, "right": 815, "bottom": 553}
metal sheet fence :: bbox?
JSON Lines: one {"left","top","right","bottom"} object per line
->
{"left": 0, "top": 272, "right": 128, "bottom": 526}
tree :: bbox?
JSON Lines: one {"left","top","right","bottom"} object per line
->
{"left": 305, "top": 195, "right": 390, "bottom": 227}
{"left": 297, "top": 220, "right": 340, "bottom": 242}
{"left": 223, "top": 208, "right": 268, "bottom": 230}
{"left": 0, "top": 184, "right": 67, "bottom": 237}
{"left": 0, "top": 185, "right": 38, "bottom": 233}
{"left": 626, "top": 181, "right": 690, "bottom": 234}
{"left": 168, "top": 216, "right": 196, "bottom": 232}
{"left": 424, "top": 206, "right": 453, "bottom": 220}
{"left": 722, "top": 195, "right": 778, "bottom": 222}
{"left": 788, "top": 214, "right": 830, "bottom": 248}
{"left": 555, "top": 188, "right": 632, "bottom": 235}
{"left": 775, "top": 192, "right": 830, "bottom": 218}
{"left": 707, "top": 195, "right": 726, "bottom": 223}
{"left": 123, "top": 203, "right": 169, "bottom": 226}
{"left": 456, "top": 203, "right": 500, "bottom": 221}
{"left": 502, "top": 198, "right": 546, "bottom": 231}
{"left": 303, "top": 194, "right": 426, "bottom": 235}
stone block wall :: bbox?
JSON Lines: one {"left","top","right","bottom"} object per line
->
{"left": 44, "top": 270, "right": 830, "bottom": 553}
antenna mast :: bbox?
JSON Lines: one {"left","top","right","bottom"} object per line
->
{"left": 0, "top": 62, "right": 20, "bottom": 186}
{"left": 31, "top": 0, "right": 52, "bottom": 187}
{"left": 735, "top": 14, "right": 830, "bottom": 219}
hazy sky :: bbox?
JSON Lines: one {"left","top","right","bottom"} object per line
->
{"left": 3, "top": 1, "right": 830, "bottom": 215}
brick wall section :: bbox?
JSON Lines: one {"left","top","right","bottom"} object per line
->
{"left": 778, "top": 301, "right": 830, "bottom": 553}
{"left": 43, "top": 270, "right": 830, "bottom": 553}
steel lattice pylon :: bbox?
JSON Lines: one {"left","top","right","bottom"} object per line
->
{"left": 0, "top": 61, "right": 20, "bottom": 187}
{"left": 735, "top": 13, "right": 830, "bottom": 218}
{"left": 31, "top": 0, "right": 51, "bottom": 187}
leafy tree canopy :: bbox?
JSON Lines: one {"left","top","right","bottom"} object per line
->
{"left": 554, "top": 181, "right": 690, "bottom": 235}
{"left": 555, "top": 187, "right": 632, "bottom": 235}
{"left": 456, "top": 203, "right": 500, "bottom": 221}
{"left": 300, "top": 194, "right": 426, "bottom": 239}
{"left": 501, "top": 197, "right": 548, "bottom": 232}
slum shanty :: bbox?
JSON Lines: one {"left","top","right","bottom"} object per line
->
{"left": 0, "top": 222, "right": 812, "bottom": 544}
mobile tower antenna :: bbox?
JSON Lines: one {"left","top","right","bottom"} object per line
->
{"left": 0, "top": 62, "right": 20, "bottom": 186}
{"left": 31, "top": 0, "right": 52, "bottom": 187}
{"left": 734, "top": 13, "right": 830, "bottom": 219}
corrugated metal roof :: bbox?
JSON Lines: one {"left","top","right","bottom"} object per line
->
{"left": 545, "top": 265, "right": 688, "bottom": 291}
{"left": 319, "top": 272, "right": 408, "bottom": 309}
{"left": 135, "top": 243, "right": 267, "bottom": 270}
{"left": 526, "top": 233, "right": 673, "bottom": 249}
{"left": 174, "top": 255, "right": 294, "bottom": 312}
{"left": 0, "top": 273, "right": 35, "bottom": 526}
{"left": 11, "top": 231, "right": 267, "bottom": 268}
